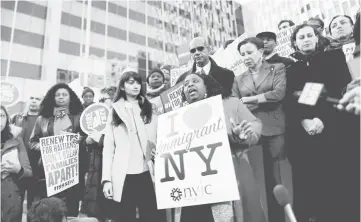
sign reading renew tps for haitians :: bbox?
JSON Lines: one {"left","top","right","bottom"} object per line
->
{"left": 40, "top": 133, "right": 79, "bottom": 197}
{"left": 154, "top": 95, "right": 239, "bottom": 209}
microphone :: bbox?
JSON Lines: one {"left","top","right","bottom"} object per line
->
{"left": 293, "top": 91, "right": 340, "bottom": 105}
{"left": 273, "top": 184, "right": 297, "bottom": 222}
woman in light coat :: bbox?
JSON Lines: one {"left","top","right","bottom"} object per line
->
{"left": 102, "top": 71, "right": 166, "bottom": 222}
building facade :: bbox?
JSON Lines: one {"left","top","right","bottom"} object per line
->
{"left": 1, "top": 0, "right": 243, "bottom": 88}
{"left": 242, "top": 0, "right": 360, "bottom": 35}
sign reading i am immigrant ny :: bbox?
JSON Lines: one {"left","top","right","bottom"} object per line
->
{"left": 154, "top": 95, "right": 239, "bottom": 209}
{"left": 40, "top": 133, "right": 79, "bottom": 196}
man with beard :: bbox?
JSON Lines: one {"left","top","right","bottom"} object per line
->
{"left": 11, "top": 94, "right": 43, "bottom": 218}
{"left": 256, "top": 31, "right": 294, "bottom": 67}
{"left": 176, "top": 37, "right": 235, "bottom": 97}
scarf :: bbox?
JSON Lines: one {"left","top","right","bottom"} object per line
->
{"left": 146, "top": 84, "right": 166, "bottom": 99}
{"left": 53, "top": 107, "right": 72, "bottom": 136}
{"left": 326, "top": 35, "right": 355, "bottom": 51}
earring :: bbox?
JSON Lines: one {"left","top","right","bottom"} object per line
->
{"left": 204, "top": 93, "right": 208, "bottom": 98}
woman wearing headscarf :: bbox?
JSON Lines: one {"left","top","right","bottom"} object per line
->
{"left": 325, "top": 15, "right": 354, "bottom": 51}
{"left": 232, "top": 37, "right": 289, "bottom": 222}
{"left": 146, "top": 69, "right": 167, "bottom": 99}
{"left": 29, "top": 83, "right": 86, "bottom": 216}
{"left": 285, "top": 23, "right": 359, "bottom": 222}
{"left": 177, "top": 72, "right": 266, "bottom": 222}
{"left": 1, "top": 105, "right": 32, "bottom": 222}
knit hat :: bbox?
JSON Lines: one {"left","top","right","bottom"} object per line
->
{"left": 146, "top": 69, "right": 165, "bottom": 84}
{"left": 82, "top": 87, "right": 94, "bottom": 98}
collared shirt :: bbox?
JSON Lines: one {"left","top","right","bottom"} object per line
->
{"left": 196, "top": 60, "right": 211, "bottom": 75}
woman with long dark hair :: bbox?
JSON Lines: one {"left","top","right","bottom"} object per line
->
{"left": 1, "top": 105, "right": 32, "bottom": 222}
{"left": 177, "top": 72, "right": 265, "bottom": 222}
{"left": 102, "top": 71, "right": 166, "bottom": 221}
{"left": 29, "top": 83, "right": 86, "bottom": 216}
{"left": 326, "top": 15, "right": 354, "bottom": 51}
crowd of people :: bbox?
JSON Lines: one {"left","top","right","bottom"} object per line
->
{"left": 1, "top": 9, "right": 360, "bottom": 222}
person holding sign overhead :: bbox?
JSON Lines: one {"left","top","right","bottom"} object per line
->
{"left": 285, "top": 23, "right": 359, "bottom": 222}
{"left": 1, "top": 105, "right": 32, "bottom": 222}
{"left": 29, "top": 83, "right": 86, "bottom": 217}
{"left": 232, "top": 37, "right": 289, "bottom": 222}
{"left": 180, "top": 72, "right": 265, "bottom": 222}
{"left": 102, "top": 71, "right": 166, "bottom": 222}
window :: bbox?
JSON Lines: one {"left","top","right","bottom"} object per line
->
{"left": 306, "top": 4, "right": 311, "bottom": 11}
{"left": 301, "top": 7, "right": 305, "bottom": 13}
{"left": 1, "top": 59, "right": 42, "bottom": 80}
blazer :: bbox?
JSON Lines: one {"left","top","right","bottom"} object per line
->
{"left": 232, "top": 61, "right": 287, "bottom": 136}
{"left": 176, "top": 57, "right": 235, "bottom": 97}
{"left": 102, "top": 98, "right": 158, "bottom": 203}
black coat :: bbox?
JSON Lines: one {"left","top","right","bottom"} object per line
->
{"left": 176, "top": 57, "right": 235, "bottom": 97}
{"left": 266, "top": 53, "right": 294, "bottom": 68}
{"left": 285, "top": 49, "right": 359, "bottom": 221}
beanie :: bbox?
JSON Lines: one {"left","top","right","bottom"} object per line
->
{"left": 146, "top": 69, "right": 165, "bottom": 84}
{"left": 82, "top": 87, "right": 94, "bottom": 98}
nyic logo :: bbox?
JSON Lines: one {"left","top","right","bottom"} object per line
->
{"left": 170, "top": 188, "right": 183, "bottom": 201}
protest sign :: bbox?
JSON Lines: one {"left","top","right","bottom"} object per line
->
{"left": 159, "top": 82, "right": 184, "bottom": 113}
{"left": 211, "top": 33, "right": 248, "bottom": 76}
{"left": 80, "top": 103, "right": 110, "bottom": 135}
{"left": 154, "top": 95, "right": 239, "bottom": 209}
{"left": 274, "top": 26, "right": 296, "bottom": 57}
{"left": 0, "top": 81, "right": 20, "bottom": 107}
{"left": 342, "top": 42, "right": 356, "bottom": 62}
{"left": 170, "top": 65, "right": 189, "bottom": 87}
{"left": 40, "top": 133, "right": 79, "bottom": 196}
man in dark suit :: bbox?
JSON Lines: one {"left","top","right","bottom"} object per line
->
{"left": 256, "top": 31, "right": 294, "bottom": 68}
{"left": 176, "top": 37, "right": 235, "bottom": 97}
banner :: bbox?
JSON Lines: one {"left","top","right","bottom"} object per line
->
{"left": 80, "top": 103, "right": 110, "bottom": 135}
{"left": 274, "top": 26, "right": 296, "bottom": 57}
{"left": 0, "top": 81, "right": 20, "bottom": 107}
{"left": 40, "top": 134, "right": 79, "bottom": 196}
{"left": 211, "top": 33, "right": 248, "bottom": 76}
{"left": 154, "top": 95, "right": 239, "bottom": 209}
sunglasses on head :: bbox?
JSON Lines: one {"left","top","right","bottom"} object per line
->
{"left": 190, "top": 46, "right": 205, "bottom": 53}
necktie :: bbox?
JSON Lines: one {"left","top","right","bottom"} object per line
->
{"left": 200, "top": 68, "right": 206, "bottom": 75}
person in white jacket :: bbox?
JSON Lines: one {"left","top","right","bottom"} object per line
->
{"left": 102, "top": 71, "right": 166, "bottom": 222}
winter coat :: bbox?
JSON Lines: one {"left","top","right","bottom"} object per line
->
{"left": 1, "top": 137, "right": 32, "bottom": 222}
{"left": 102, "top": 97, "right": 158, "bottom": 203}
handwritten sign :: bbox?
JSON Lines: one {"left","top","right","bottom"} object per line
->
{"left": 342, "top": 42, "right": 356, "bottom": 62}
{"left": 40, "top": 134, "right": 79, "bottom": 196}
{"left": 211, "top": 33, "right": 248, "bottom": 76}
{"left": 154, "top": 95, "right": 239, "bottom": 209}
{"left": 80, "top": 103, "right": 110, "bottom": 135}
{"left": 298, "top": 83, "right": 324, "bottom": 106}
{"left": 275, "top": 26, "right": 296, "bottom": 57}
{"left": 0, "top": 81, "right": 20, "bottom": 107}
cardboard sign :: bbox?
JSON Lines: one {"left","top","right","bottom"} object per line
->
{"left": 170, "top": 65, "right": 189, "bottom": 87}
{"left": 154, "top": 95, "right": 239, "bottom": 209}
{"left": 211, "top": 33, "right": 248, "bottom": 76}
{"left": 40, "top": 134, "right": 79, "bottom": 196}
{"left": 159, "top": 82, "right": 184, "bottom": 113}
{"left": 342, "top": 42, "right": 356, "bottom": 62}
{"left": 275, "top": 26, "right": 296, "bottom": 57}
{"left": 298, "top": 83, "right": 324, "bottom": 106}
{"left": 80, "top": 103, "right": 110, "bottom": 135}
{"left": 0, "top": 81, "right": 20, "bottom": 107}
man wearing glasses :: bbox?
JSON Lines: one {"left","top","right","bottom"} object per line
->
{"left": 176, "top": 37, "right": 235, "bottom": 97}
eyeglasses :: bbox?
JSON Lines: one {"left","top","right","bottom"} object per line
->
{"left": 190, "top": 46, "right": 205, "bottom": 53}
{"left": 99, "top": 98, "right": 111, "bottom": 103}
